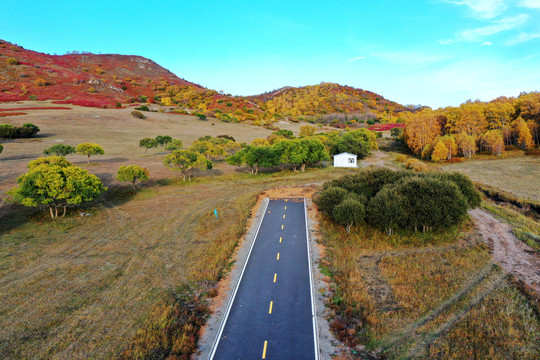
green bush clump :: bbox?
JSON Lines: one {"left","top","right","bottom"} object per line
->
{"left": 0, "top": 123, "right": 40, "bottom": 139}
{"left": 131, "top": 110, "right": 146, "bottom": 119}
{"left": 316, "top": 168, "right": 479, "bottom": 235}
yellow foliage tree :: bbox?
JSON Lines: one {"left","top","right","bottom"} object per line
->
{"left": 516, "top": 118, "right": 534, "bottom": 150}
{"left": 431, "top": 140, "right": 449, "bottom": 162}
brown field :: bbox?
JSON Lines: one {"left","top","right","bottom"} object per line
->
{"left": 0, "top": 101, "right": 314, "bottom": 198}
{"left": 442, "top": 157, "right": 540, "bottom": 202}
{"left": 318, "top": 216, "right": 540, "bottom": 359}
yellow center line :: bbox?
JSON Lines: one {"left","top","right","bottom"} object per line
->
{"left": 281, "top": 224, "right": 284, "bottom": 230}
{"left": 262, "top": 340, "right": 268, "bottom": 359}
{"left": 279, "top": 236, "right": 282, "bottom": 243}
{"left": 273, "top": 273, "right": 277, "bottom": 282}
{"left": 269, "top": 301, "right": 273, "bottom": 314}
{"left": 277, "top": 253, "right": 280, "bottom": 260}
{"left": 284, "top": 205, "right": 287, "bottom": 210}
{"left": 283, "top": 214, "right": 286, "bottom": 219}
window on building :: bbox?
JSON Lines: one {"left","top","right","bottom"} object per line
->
{"left": 348, "top": 158, "right": 355, "bottom": 163}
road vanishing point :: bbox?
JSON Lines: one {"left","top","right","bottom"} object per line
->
{"left": 210, "top": 198, "right": 319, "bottom": 360}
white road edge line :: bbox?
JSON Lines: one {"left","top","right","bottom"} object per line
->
{"left": 209, "top": 198, "right": 270, "bottom": 360}
{"left": 304, "top": 198, "right": 320, "bottom": 360}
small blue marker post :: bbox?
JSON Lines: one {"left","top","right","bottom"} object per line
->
{"left": 214, "top": 209, "right": 218, "bottom": 219}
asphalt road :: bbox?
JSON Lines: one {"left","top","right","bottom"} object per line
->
{"left": 211, "top": 198, "right": 317, "bottom": 360}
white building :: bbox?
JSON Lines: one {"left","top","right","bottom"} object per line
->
{"left": 333, "top": 152, "right": 357, "bottom": 168}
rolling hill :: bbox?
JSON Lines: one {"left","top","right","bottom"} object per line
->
{"left": 0, "top": 39, "right": 409, "bottom": 123}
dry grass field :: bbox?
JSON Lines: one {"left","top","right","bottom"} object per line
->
{"left": 442, "top": 157, "right": 540, "bottom": 202}
{"left": 2, "top": 104, "right": 539, "bottom": 359}
{"left": 0, "top": 101, "right": 313, "bottom": 198}
{"left": 319, "top": 218, "right": 540, "bottom": 359}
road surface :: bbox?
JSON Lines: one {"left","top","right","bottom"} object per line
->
{"left": 210, "top": 198, "right": 318, "bottom": 359}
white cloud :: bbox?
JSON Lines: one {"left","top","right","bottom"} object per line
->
{"left": 481, "top": 41, "right": 493, "bottom": 45}
{"left": 440, "top": 14, "right": 529, "bottom": 43}
{"left": 519, "top": 0, "right": 540, "bottom": 9}
{"left": 447, "top": 0, "right": 507, "bottom": 18}
{"left": 506, "top": 32, "right": 540, "bottom": 45}
{"left": 349, "top": 56, "right": 366, "bottom": 62}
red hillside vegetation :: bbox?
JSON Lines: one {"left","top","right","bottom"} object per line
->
{"left": 0, "top": 39, "right": 202, "bottom": 107}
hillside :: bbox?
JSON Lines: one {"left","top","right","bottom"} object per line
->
{"left": 249, "top": 82, "right": 409, "bottom": 120}
{"left": 0, "top": 39, "right": 409, "bottom": 124}
{"left": 0, "top": 39, "right": 202, "bottom": 107}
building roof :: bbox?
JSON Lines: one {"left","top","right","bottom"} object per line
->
{"left": 333, "top": 152, "right": 357, "bottom": 158}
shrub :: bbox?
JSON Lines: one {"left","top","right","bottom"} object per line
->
{"left": 28, "top": 95, "right": 38, "bottom": 101}
{"left": 324, "top": 168, "right": 410, "bottom": 200}
{"left": 367, "top": 119, "right": 375, "bottom": 125}
{"left": 136, "top": 105, "right": 149, "bottom": 111}
{"left": 131, "top": 110, "right": 146, "bottom": 119}
{"left": 394, "top": 154, "right": 407, "bottom": 163}
{"left": 314, "top": 187, "right": 349, "bottom": 215}
{"left": 0, "top": 144, "right": 3, "bottom": 154}
{"left": 43, "top": 144, "right": 76, "bottom": 156}
{"left": 88, "top": 87, "right": 96, "bottom": 93}
{"left": 28, "top": 156, "right": 72, "bottom": 169}
{"left": 391, "top": 127, "right": 403, "bottom": 138}
{"left": 404, "top": 158, "right": 428, "bottom": 172}
{"left": 0, "top": 123, "right": 40, "bottom": 139}
{"left": 7, "top": 57, "right": 18, "bottom": 65}
{"left": 34, "top": 78, "right": 49, "bottom": 86}
{"left": 217, "top": 134, "right": 236, "bottom": 142}
{"left": 195, "top": 113, "right": 207, "bottom": 120}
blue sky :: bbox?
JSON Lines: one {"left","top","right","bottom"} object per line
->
{"left": 1, "top": 0, "right": 540, "bottom": 108}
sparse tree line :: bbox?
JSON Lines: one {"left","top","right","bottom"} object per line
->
{"left": 403, "top": 92, "right": 540, "bottom": 161}
{"left": 315, "top": 168, "right": 480, "bottom": 235}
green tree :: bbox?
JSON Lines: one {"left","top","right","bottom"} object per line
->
{"left": 43, "top": 144, "right": 76, "bottom": 156}
{"left": 276, "top": 138, "right": 330, "bottom": 171}
{"left": 28, "top": 156, "right": 72, "bottom": 169}
{"left": 163, "top": 150, "right": 212, "bottom": 181}
{"left": 8, "top": 164, "right": 106, "bottom": 218}
{"left": 367, "top": 185, "right": 408, "bottom": 235}
{"left": 314, "top": 187, "right": 349, "bottom": 215}
{"left": 18, "top": 123, "right": 40, "bottom": 138}
{"left": 155, "top": 136, "right": 172, "bottom": 147}
{"left": 0, "top": 144, "right": 3, "bottom": 154}
{"left": 390, "top": 127, "right": 403, "bottom": 138}
{"left": 226, "top": 145, "right": 279, "bottom": 175}
{"left": 333, "top": 198, "right": 366, "bottom": 233}
{"left": 117, "top": 165, "right": 149, "bottom": 189}
{"left": 331, "top": 129, "right": 377, "bottom": 158}
{"left": 273, "top": 129, "right": 295, "bottom": 139}
{"left": 139, "top": 138, "right": 158, "bottom": 152}
{"left": 76, "top": 143, "right": 105, "bottom": 164}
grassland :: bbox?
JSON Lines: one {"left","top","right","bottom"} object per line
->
{"left": 441, "top": 157, "right": 540, "bottom": 202}
{"left": 318, "top": 216, "right": 540, "bottom": 359}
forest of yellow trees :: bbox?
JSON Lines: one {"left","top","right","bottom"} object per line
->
{"left": 403, "top": 92, "right": 540, "bottom": 161}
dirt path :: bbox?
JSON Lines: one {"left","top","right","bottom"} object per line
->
{"left": 470, "top": 208, "right": 540, "bottom": 295}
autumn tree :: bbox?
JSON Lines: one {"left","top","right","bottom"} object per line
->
{"left": 8, "top": 163, "right": 106, "bottom": 218}
{"left": 299, "top": 125, "right": 317, "bottom": 137}
{"left": 76, "top": 143, "right": 105, "bottom": 164}
{"left": 163, "top": 150, "right": 212, "bottom": 181}
{"left": 455, "top": 133, "right": 477, "bottom": 158}
{"left": 43, "top": 144, "right": 76, "bottom": 156}
{"left": 440, "top": 135, "right": 458, "bottom": 160}
{"left": 28, "top": 156, "right": 72, "bottom": 169}
{"left": 431, "top": 140, "right": 448, "bottom": 161}
{"left": 404, "top": 110, "right": 441, "bottom": 155}
{"left": 481, "top": 130, "right": 504, "bottom": 156}
{"left": 117, "top": 165, "right": 149, "bottom": 189}
{"left": 515, "top": 117, "right": 534, "bottom": 149}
